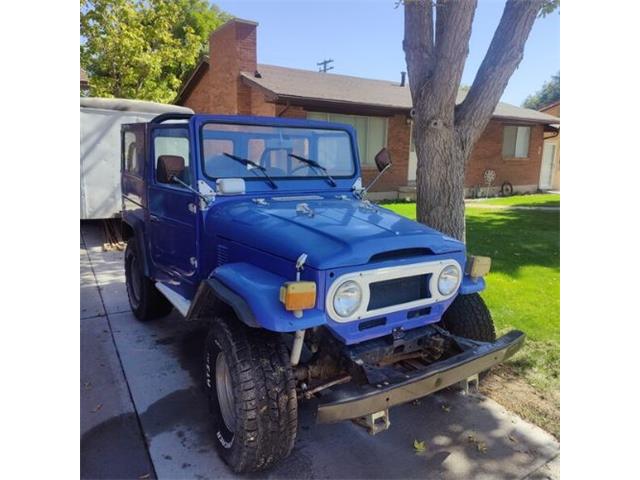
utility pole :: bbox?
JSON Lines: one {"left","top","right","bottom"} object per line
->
{"left": 317, "top": 59, "right": 334, "bottom": 73}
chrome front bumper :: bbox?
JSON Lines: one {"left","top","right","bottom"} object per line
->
{"left": 316, "top": 330, "right": 525, "bottom": 424}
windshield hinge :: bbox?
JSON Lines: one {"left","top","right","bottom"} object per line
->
{"left": 197, "top": 180, "right": 216, "bottom": 209}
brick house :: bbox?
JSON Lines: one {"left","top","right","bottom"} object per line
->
{"left": 177, "top": 18, "right": 560, "bottom": 199}
{"left": 539, "top": 101, "right": 560, "bottom": 190}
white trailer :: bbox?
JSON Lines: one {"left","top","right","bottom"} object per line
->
{"left": 80, "top": 98, "right": 194, "bottom": 220}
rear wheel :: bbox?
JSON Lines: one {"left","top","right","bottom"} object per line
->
{"left": 124, "top": 240, "right": 172, "bottom": 321}
{"left": 204, "top": 317, "right": 297, "bottom": 473}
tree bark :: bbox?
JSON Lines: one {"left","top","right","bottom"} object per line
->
{"left": 456, "top": 0, "right": 545, "bottom": 147}
{"left": 404, "top": 0, "right": 545, "bottom": 241}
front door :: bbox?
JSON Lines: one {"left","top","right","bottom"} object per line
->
{"left": 147, "top": 125, "right": 198, "bottom": 288}
{"left": 539, "top": 142, "right": 556, "bottom": 190}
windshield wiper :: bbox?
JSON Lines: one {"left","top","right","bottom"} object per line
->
{"left": 223, "top": 153, "right": 278, "bottom": 189}
{"left": 288, "top": 154, "right": 337, "bottom": 187}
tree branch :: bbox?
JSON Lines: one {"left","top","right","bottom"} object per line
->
{"left": 456, "top": 0, "right": 544, "bottom": 145}
{"left": 403, "top": 0, "right": 434, "bottom": 104}
{"left": 428, "top": 0, "right": 476, "bottom": 120}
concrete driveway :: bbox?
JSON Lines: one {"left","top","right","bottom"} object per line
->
{"left": 80, "top": 223, "right": 559, "bottom": 480}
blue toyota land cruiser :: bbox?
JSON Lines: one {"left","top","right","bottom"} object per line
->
{"left": 120, "top": 113, "right": 524, "bottom": 472}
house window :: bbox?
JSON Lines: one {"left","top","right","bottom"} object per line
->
{"left": 502, "top": 125, "right": 531, "bottom": 158}
{"left": 307, "top": 112, "right": 388, "bottom": 166}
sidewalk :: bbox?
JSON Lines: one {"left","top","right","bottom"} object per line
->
{"left": 81, "top": 226, "right": 156, "bottom": 479}
{"left": 80, "top": 222, "right": 560, "bottom": 480}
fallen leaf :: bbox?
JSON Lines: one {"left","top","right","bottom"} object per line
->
{"left": 91, "top": 403, "right": 103, "bottom": 413}
{"left": 413, "top": 439, "right": 427, "bottom": 452}
{"left": 476, "top": 442, "right": 488, "bottom": 453}
{"left": 441, "top": 403, "right": 451, "bottom": 412}
{"left": 508, "top": 434, "right": 517, "bottom": 443}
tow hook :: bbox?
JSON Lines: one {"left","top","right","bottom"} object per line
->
{"left": 353, "top": 409, "right": 391, "bottom": 435}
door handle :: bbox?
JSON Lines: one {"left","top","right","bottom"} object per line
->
{"left": 149, "top": 214, "right": 160, "bottom": 222}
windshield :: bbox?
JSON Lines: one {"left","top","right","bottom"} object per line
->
{"left": 201, "top": 123, "right": 356, "bottom": 180}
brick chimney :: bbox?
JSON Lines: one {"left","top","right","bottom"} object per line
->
{"left": 208, "top": 18, "right": 258, "bottom": 115}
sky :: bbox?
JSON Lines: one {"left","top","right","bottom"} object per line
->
{"left": 214, "top": 0, "right": 559, "bottom": 106}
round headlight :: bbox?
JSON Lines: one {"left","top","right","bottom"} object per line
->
{"left": 438, "top": 264, "right": 461, "bottom": 296}
{"left": 333, "top": 280, "right": 362, "bottom": 317}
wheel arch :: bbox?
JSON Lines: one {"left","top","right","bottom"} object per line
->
{"left": 122, "top": 216, "right": 153, "bottom": 277}
{"left": 186, "top": 278, "right": 260, "bottom": 328}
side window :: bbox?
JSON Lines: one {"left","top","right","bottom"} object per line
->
{"left": 153, "top": 128, "right": 190, "bottom": 186}
{"left": 123, "top": 129, "right": 143, "bottom": 176}
{"left": 502, "top": 125, "right": 531, "bottom": 158}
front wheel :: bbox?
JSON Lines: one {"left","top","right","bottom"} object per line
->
{"left": 442, "top": 293, "right": 496, "bottom": 342}
{"left": 442, "top": 293, "right": 497, "bottom": 380}
{"left": 204, "top": 317, "right": 298, "bottom": 473}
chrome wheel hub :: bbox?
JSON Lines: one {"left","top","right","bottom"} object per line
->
{"left": 215, "top": 353, "right": 236, "bottom": 431}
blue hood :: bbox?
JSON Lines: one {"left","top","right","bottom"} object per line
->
{"left": 207, "top": 197, "right": 464, "bottom": 270}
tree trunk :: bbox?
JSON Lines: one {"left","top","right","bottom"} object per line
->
{"left": 404, "top": 0, "right": 545, "bottom": 242}
{"left": 414, "top": 117, "right": 467, "bottom": 240}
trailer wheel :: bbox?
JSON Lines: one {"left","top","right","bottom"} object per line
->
{"left": 204, "top": 316, "right": 297, "bottom": 473}
{"left": 442, "top": 293, "right": 496, "bottom": 343}
{"left": 124, "top": 240, "right": 172, "bottom": 321}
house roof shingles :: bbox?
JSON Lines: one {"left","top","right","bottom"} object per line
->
{"left": 240, "top": 64, "right": 560, "bottom": 124}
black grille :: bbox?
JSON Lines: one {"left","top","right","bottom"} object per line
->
{"left": 367, "top": 274, "right": 431, "bottom": 310}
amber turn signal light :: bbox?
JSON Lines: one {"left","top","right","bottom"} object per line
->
{"left": 466, "top": 256, "right": 491, "bottom": 279}
{"left": 279, "top": 281, "right": 317, "bottom": 312}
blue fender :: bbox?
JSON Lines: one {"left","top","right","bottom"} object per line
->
{"left": 458, "top": 275, "right": 486, "bottom": 295}
{"left": 210, "top": 263, "right": 327, "bottom": 332}
{"left": 123, "top": 216, "right": 153, "bottom": 277}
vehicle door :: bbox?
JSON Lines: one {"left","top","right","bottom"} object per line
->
{"left": 147, "top": 124, "right": 198, "bottom": 284}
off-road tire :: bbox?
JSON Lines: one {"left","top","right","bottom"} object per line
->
{"left": 124, "top": 240, "right": 172, "bottom": 321}
{"left": 442, "top": 293, "right": 496, "bottom": 343}
{"left": 204, "top": 317, "right": 298, "bottom": 473}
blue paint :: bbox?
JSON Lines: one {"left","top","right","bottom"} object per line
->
{"left": 460, "top": 276, "right": 486, "bottom": 295}
{"left": 121, "top": 114, "right": 486, "bottom": 344}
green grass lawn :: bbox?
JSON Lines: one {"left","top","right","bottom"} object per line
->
{"left": 384, "top": 194, "right": 560, "bottom": 396}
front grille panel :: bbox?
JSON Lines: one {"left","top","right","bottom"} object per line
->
{"left": 367, "top": 274, "right": 431, "bottom": 311}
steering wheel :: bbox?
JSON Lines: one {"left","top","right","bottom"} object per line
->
{"left": 290, "top": 164, "right": 316, "bottom": 176}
